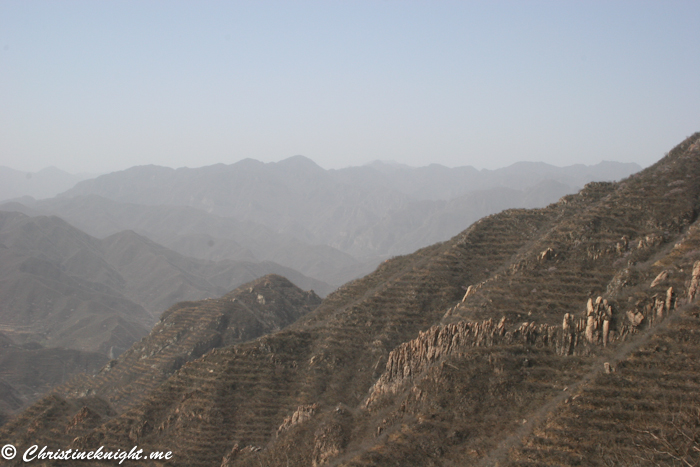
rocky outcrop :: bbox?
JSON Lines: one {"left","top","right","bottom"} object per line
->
{"left": 666, "top": 287, "right": 675, "bottom": 313}
{"left": 64, "top": 406, "right": 101, "bottom": 434}
{"left": 369, "top": 265, "right": 697, "bottom": 408}
{"left": 626, "top": 309, "right": 645, "bottom": 327}
{"left": 689, "top": 261, "right": 700, "bottom": 301}
{"left": 539, "top": 247, "right": 556, "bottom": 261}
{"left": 311, "top": 405, "right": 351, "bottom": 467}
{"left": 650, "top": 270, "right": 669, "bottom": 288}
{"left": 624, "top": 285, "right": 676, "bottom": 329}
{"left": 366, "top": 317, "right": 565, "bottom": 406}
{"left": 461, "top": 285, "right": 477, "bottom": 302}
{"left": 277, "top": 404, "right": 317, "bottom": 435}
{"left": 637, "top": 233, "right": 664, "bottom": 250}
{"left": 585, "top": 297, "right": 613, "bottom": 346}
{"left": 460, "top": 275, "right": 503, "bottom": 303}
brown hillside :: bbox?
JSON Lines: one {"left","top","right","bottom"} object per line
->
{"left": 1, "top": 134, "right": 698, "bottom": 467}
{"left": 55, "top": 274, "right": 321, "bottom": 414}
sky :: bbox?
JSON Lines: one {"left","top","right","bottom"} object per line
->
{"left": 1, "top": 1, "right": 699, "bottom": 174}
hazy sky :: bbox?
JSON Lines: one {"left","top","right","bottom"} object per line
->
{"left": 1, "top": 1, "right": 699, "bottom": 174}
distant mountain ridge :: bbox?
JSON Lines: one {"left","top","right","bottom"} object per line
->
{"left": 360, "top": 159, "right": 642, "bottom": 200}
{"left": 1, "top": 159, "right": 640, "bottom": 288}
{"left": 61, "top": 158, "right": 641, "bottom": 204}
{"left": 0, "top": 166, "right": 93, "bottom": 202}
{"left": 2, "top": 195, "right": 370, "bottom": 288}
{"left": 46, "top": 157, "right": 641, "bottom": 273}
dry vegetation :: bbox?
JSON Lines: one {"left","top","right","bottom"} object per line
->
{"left": 0, "top": 134, "right": 699, "bottom": 466}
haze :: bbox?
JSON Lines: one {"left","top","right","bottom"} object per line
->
{"left": 1, "top": 1, "right": 699, "bottom": 174}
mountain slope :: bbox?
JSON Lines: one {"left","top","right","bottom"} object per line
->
{"left": 0, "top": 212, "right": 152, "bottom": 353}
{"left": 0, "top": 211, "right": 331, "bottom": 351}
{"left": 0, "top": 136, "right": 692, "bottom": 466}
{"left": 0, "top": 274, "right": 322, "bottom": 451}
{"left": 0, "top": 340, "right": 108, "bottom": 425}
{"left": 60, "top": 274, "right": 321, "bottom": 414}
{"left": 1, "top": 195, "right": 368, "bottom": 287}
{"left": 0, "top": 212, "right": 330, "bottom": 423}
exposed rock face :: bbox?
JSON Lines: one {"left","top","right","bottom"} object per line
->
{"left": 366, "top": 317, "right": 514, "bottom": 405}
{"left": 650, "top": 270, "right": 669, "bottom": 288}
{"left": 637, "top": 233, "right": 664, "bottom": 250}
{"left": 462, "top": 285, "right": 477, "bottom": 302}
{"left": 277, "top": 404, "right": 317, "bottom": 435}
{"left": 689, "top": 260, "right": 700, "bottom": 301}
{"left": 584, "top": 297, "right": 613, "bottom": 345}
{"left": 311, "top": 406, "right": 351, "bottom": 467}
{"left": 369, "top": 270, "right": 693, "bottom": 408}
{"left": 666, "top": 287, "right": 675, "bottom": 313}
{"left": 626, "top": 310, "right": 645, "bottom": 327}
{"left": 539, "top": 247, "right": 555, "bottom": 261}
{"left": 64, "top": 406, "right": 101, "bottom": 434}
{"left": 461, "top": 281, "right": 486, "bottom": 301}
{"left": 367, "top": 316, "right": 570, "bottom": 406}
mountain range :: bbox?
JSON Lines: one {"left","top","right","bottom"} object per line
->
{"left": 58, "top": 158, "right": 640, "bottom": 260}
{"left": 3, "top": 159, "right": 641, "bottom": 289}
{"left": 0, "top": 135, "right": 696, "bottom": 466}
{"left": 0, "top": 156, "right": 642, "bottom": 443}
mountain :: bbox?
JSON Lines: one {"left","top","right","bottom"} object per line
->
{"left": 0, "top": 211, "right": 153, "bottom": 354}
{"left": 0, "top": 211, "right": 329, "bottom": 421}
{"left": 57, "top": 158, "right": 410, "bottom": 256}
{"left": 61, "top": 274, "right": 321, "bottom": 413}
{"left": 0, "top": 337, "right": 108, "bottom": 426}
{"left": 57, "top": 158, "right": 641, "bottom": 260}
{"left": 0, "top": 166, "right": 92, "bottom": 202}
{"left": 1, "top": 195, "right": 371, "bottom": 288}
{"left": 7, "top": 158, "right": 639, "bottom": 289}
{"left": 0, "top": 134, "right": 695, "bottom": 466}
{"left": 343, "top": 180, "right": 575, "bottom": 257}
{"left": 0, "top": 211, "right": 331, "bottom": 353}
{"left": 1, "top": 181, "right": 573, "bottom": 286}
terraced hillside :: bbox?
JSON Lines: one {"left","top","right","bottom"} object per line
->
{"left": 0, "top": 134, "right": 698, "bottom": 466}
{"left": 60, "top": 274, "right": 321, "bottom": 413}
{"left": 0, "top": 341, "right": 108, "bottom": 426}
{"left": 0, "top": 212, "right": 327, "bottom": 425}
